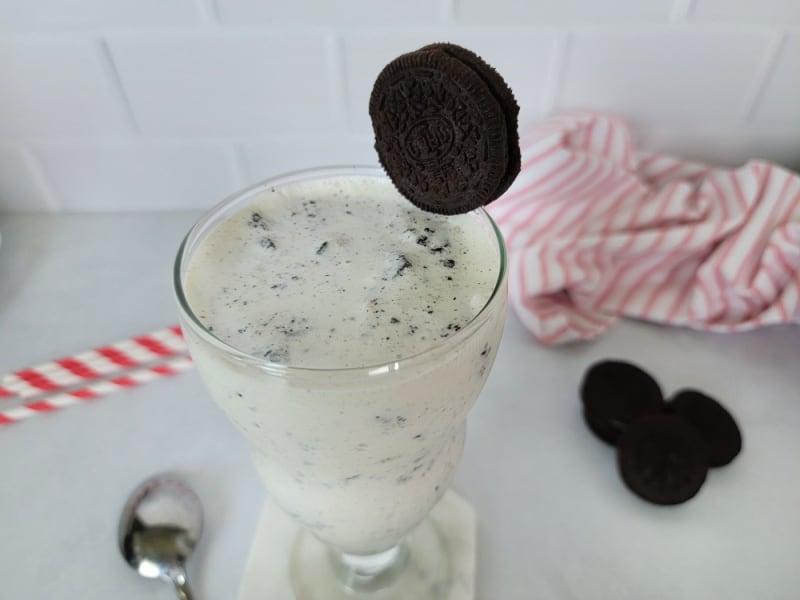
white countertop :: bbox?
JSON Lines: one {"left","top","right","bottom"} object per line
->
{"left": 0, "top": 211, "right": 799, "bottom": 600}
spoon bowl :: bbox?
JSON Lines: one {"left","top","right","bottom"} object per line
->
{"left": 119, "top": 475, "right": 203, "bottom": 599}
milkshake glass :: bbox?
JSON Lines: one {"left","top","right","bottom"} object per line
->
{"left": 173, "top": 166, "right": 507, "bottom": 599}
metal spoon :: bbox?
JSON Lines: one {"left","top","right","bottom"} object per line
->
{"left": 118, "top": 475, "right": 204, "bottom": 600}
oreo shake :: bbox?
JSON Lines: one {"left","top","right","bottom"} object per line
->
{"left": 179, "top": 171, "right": 507, "bottom": 554}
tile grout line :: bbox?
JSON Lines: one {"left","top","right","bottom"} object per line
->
{"left": 97, "top": 37, "right": 141, "bottom": 135}
{"left": 539, "top": 31, "right": 571, "bottom": 118}
{"left": 670, "top": 0, "right": 696, "bottom": 23}
{"left": 441, "top": 0, "right": 458, "bottom": 22}
{"left": 742, "top": 31, "right": 786, "bottom": 123}
{"left": 19, "top": 145, "right": 61, "bottom": 212}
{"left": 228, "top": 142, "right": 249, "bottom": 187}
{"left": 329, "top": 32, "right": 351, "bottom": 131}
{"left": 195, "top": 0, "right": 220, "bottom": 24}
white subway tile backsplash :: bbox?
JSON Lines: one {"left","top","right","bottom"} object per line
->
{"left": 691, "top": 0, "right": 800, "bottom": 22}
{"left": 752, "top": 34, "right": 800, "bottom": 124}
{"left": 33, "top": 141, "right": 238, "bottom": 211}
{"left": 342, "top": 31, "right": 558, "bottom": 134}
{"left": 216, "top": 0, "right": 443, "bottom": 25}
{"left": 239, "top": 135, "right": 378, "bottom": 184}
{"left": 557, "top": 30, "right": 773, "bottom": 123}
{"left": 456, "top": 0, "right": 672, "bottom": 24}
{"left": 0, "top": 37, "right": 132, "bottom": 137}
{"left": 0, "top": 6, "right": 797, "bottom": 212}
{"left": 0, "top": 0, "right": 202, "bottom": 31}
{"left": 107, "top": 32, "right": 336, "bottom": 136}
{"left": 0, "top": 147, "right": 51, "bottom": 212}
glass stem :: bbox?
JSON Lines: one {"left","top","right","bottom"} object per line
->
{"left": 329, "top": 542, "right": 410, "bottom": 592}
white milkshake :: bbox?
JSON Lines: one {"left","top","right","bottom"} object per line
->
{"left": 177, "top": 169, "right": 507, "bottom": 554}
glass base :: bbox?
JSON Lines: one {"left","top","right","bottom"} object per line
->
{"left": 290, "top": 518, "right": 451, "bottom": 599}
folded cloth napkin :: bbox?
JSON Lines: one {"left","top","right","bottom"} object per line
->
{"left": 488, "top": 112, "right": 800, "bottom": 345}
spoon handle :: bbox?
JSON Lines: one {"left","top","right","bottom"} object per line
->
{"left": 171, "top": 570, "right": 195, "bottom": 600}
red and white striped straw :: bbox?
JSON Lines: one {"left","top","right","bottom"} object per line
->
{"left": 0, "top": 355, "right": 194, "bottom": 426}
{"left": 0, "top": 325, "right": 187, "bottom": 400}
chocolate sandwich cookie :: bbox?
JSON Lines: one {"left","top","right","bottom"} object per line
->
{"left": 666, "top": 389, "right": 742, "bottom": 467}
{"left": 580, "top": 360, "right": 665, "bottom": 445}
{"left": 617, "top": 414, "right": 709, "bottom": 505}
{"left": 418, "top": 43, "right": 521, "bottom": 201}
{"left": 369, "top": 43, "right": 520, "bottom": 215}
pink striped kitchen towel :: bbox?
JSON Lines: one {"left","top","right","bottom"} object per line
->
{"left": 488, "top": 112, "right": 800, "bottom": 345}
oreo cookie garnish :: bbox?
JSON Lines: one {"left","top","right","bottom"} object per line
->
{"left": 580, "top": 360, "right": 665, "bottom": 445}
{"left": 617, "top": 414, "right": 709, "bottom": 506}
{"left": 418, "top": 43, "right": 521, "bottom": 200}
{"left": 369, "top": 43, "right": 520, "bottom": 215}
{"left": 666, "top": 389, "right": 742, "bottom": 468}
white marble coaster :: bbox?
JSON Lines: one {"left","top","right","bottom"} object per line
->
{"left": 237, "top": 491, "right": 476, "bottom": 600}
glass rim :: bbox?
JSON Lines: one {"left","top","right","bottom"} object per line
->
{"left": 173, "top": 165, "right": 508, "bottom": 376}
